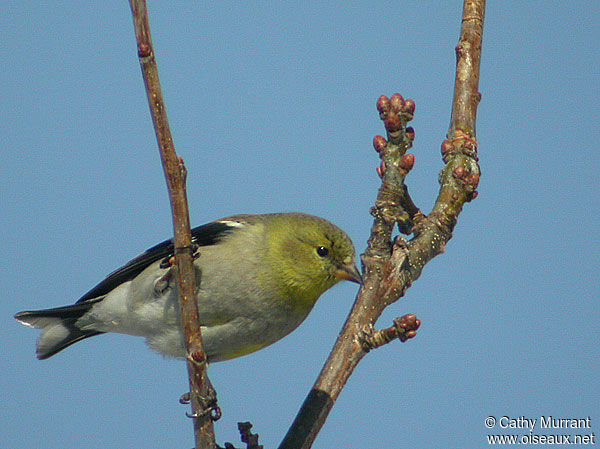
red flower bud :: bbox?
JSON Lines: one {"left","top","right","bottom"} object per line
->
{"left": 390, "top": 93, "right": 405, "bottom": 111}
{"left": 384, "top": 112, "right": 402, "bottom": 133}
{"left": 399, "top": 153, "right": 415, "bottom": 171}
{"left": 403, "top": 98, "right": 415, "bottom": 115}
{"left": 376, "top": 95, "right": 391, "bottom": 113}
{"left": 441, "top": 140, "right": 453, "bottom": 155}
{"left": 373, "top": 135, "right": 387, "bottom": 153}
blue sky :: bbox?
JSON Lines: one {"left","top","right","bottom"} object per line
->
{"left": 2, "top": 2, "right": 598, "bottom": 448}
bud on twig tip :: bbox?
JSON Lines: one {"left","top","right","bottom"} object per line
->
{"left": 390, "top": 93, "right": 405, "bottom": 111}
{"left": 377, "top": 95, "right": 391, "bottom": 113}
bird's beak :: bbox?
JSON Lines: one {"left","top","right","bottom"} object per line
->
{"left": 335, "top": 264, "right": 363, "bottom": 284}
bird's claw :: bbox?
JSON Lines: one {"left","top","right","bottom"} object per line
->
{"left": 159, "top": 255, "right": 175, "bottom": 269}
{"left": 181, "top": 389, "right": 221, "bottom": 421}
{"left": 185, "top": 404, "right": 222, "bottom": 421}
{"left": 154, "top": 265, "right": 174, "bottom": 294}
{"left": 156, "top": 245, "right": 199, "bottom": 295}
{"left": 191, "top": 243, "right": 200, "bottom": 259}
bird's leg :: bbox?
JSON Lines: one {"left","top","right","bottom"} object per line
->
{"left": 156, "top": 243, "right": 200, "bottom": 294}
{"left": 203, "top": 376, "right": 222, "bottom": 421}
{"left": 168, "top": 240, "right": 219, "bottom": 419}
{"left": 154, "top": 256, "right": 176, "bottom": 294}
{"left": 191, "top": 242, "right": 200, "bottom": 259}
{"left": 181, "top": 376, "right": 221, "bottom": 421}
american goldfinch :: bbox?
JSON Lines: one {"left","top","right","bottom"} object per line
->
{"left": 15, "top": 213, "right": 361, "bottom": 361}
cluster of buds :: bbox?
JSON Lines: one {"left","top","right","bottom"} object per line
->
{"left": 373, "top": 146, "right": 415, "bottom": 179}
{"left": 377, "top": 93, "right": 415, "bottom": 131}
{"left": 393, "top": 313, "right": 421, "bottom": 342}
{"left": 441, "top": 135, "right": 480, "bottom": 201}
{"left": 441, "top": 134, "right": 478, "bottom": 163}
{"left": 452, "top": 164, "right": 480, "bottom": 200}
{"left": 373, "top": 93, "right": 417, "bottom": 179}
{"left": 358, "top": 313, "right": 421, "bottom": 352}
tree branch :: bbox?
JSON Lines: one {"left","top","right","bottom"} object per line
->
{"left": 279, "top": 1, "right": 485, "bottom": 448}
{"left": 127, "top": 1, "right": 216, "bottom": 447}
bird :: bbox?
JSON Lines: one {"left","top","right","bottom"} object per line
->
{"left": 14, "top": 212, "right": 361, "bottom": 362}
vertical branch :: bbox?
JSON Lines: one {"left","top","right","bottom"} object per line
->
{"left": 279, "top": 1, "right": 485, "bottom": 448}
{"left": 128, "top": 1, "right": 215, "bottom": 448}
{"left": 409, "top": 0, "right": 484, "bottom": 282}
{"left": 449, "top": 0, "right": 485, "bottom": 139}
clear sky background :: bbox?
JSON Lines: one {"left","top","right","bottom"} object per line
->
{"left": 2, "top": 2, "right": 598, "bottom": 448}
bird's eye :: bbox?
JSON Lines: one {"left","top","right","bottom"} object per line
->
{"left": 316, "top": 246, "right": 329, "bottom": 257}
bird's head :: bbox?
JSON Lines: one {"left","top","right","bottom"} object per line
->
{"left": 264, "top": 213, "right": 361, "bottom": 310}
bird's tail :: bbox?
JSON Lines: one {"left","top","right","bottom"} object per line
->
{"left": 14, "top": 299, "right": 104, "bottom": 360}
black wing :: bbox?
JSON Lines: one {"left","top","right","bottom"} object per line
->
{"left": 76, "top": 220, "right": 236, "bottom": 303}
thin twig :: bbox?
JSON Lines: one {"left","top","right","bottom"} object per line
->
{"left": 279, "top": 1, "right": 485, "bottom": 448}
{"left": 127, "top": 1, "right": 216, "bottom": 447}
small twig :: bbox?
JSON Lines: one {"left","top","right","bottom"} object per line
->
{"left": 358, "top": 314, "right": 421, "bottom": 352}
{"left": 238, "top": 422, "right": 263, "bottom": 449}
{"left": 127, "top": 1, "right": 215, "bottom": 448}
{"left": 219, "top": 423, "right": 263, "bottom": 449}
{"left": 279, "top": 2, "right": 485, "bottom": 448}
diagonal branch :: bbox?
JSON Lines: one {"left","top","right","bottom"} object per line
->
{"left": 279, "top": 1, "right": 485, "bottom": 448}
{"left": 128, "top": 1, "right": 216, "bottom": 447}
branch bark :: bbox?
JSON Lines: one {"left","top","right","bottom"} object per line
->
{"left": 279, "top": 1, "right": 485, "bottom": 448}
{"left": 128, "top": 1, "right": 216, "bottom": 447}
